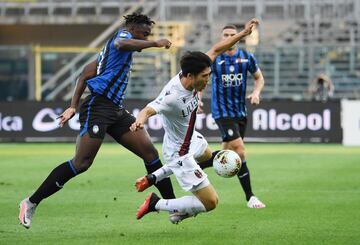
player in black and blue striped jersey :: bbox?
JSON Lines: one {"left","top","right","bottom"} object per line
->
{"left": 199, "top": 24, "right": 266, "bottom": 209}
{"left": 19, "top": 12, "right": 175, "bottom": 229}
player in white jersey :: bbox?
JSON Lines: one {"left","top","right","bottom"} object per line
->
{"left": 131, "top": 18, "right": 259, "bottom": 224}
{"left": 147, "top": 72, "right": 211, "bottom": 192}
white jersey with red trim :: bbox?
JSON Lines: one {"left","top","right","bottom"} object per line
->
{"left": 147, "top": 73, "right": 200, "bottom": 163}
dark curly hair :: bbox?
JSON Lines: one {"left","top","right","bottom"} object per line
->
{"left": 124, "top": 12, "right": 155, "bottom": 26}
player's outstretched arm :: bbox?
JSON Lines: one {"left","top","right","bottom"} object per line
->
{"left": 115, "top": 38, "right": 172, "bottom": 52}
{"left": 58, "top": 60, "right": 97, "bottom": 127}
{"left": 206, "top": 18, "right": 259, "bottom": 62}
{"left": 130, "top": 106, "right": 157, "bottom": 132}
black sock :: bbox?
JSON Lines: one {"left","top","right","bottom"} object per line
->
{"left": 29, "top": 161, "right": 77, "bottom": 205}
{"left": 198, "top": 150, "right": 220, "bottom": 169}
{"left": 144, "top": 158, "right": 175, "bottom": 199}
{"left": 237, "top": 161, "right": 254, "bottom": 201}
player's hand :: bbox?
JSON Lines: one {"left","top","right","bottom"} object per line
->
{"left": 247, "top": 91, "right": 261, "bottom": 105}
{"left": 130, "top": 121, "right": 144, "bottom": 132}
{"left": 57, "top": 107, "right": 76, "bottom": 127}
{"left": 197, "top": 100, "right": 204, "bottom": 114}
{"left": 156, "top": 39, "right": 172, "bottom": 49}
{"left": 244, "top": 18, "right": 259, "bottom": 36}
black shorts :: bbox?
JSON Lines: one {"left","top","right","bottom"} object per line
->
{"left": 79, "top": 94, "right": 135, "bottom": 139}
{"left": 215, "top": 117, "right": 247, "bottom": 142}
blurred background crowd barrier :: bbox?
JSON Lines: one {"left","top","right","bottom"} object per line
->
{"left": 0, "top": 0, "right": 359, "bottom": 144}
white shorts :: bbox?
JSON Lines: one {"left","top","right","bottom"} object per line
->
{"left": 167, "top": 154, "right": 210, "bottom": 192}
{"left": 164, "top": 131, "right": 210, "bottom": 192}
{"left": 189, "top": 131, "right": 208, "bottom": 159}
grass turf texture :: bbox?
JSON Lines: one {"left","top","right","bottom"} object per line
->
{"left": 0, "top": 143, "right": 359, "bottom": 244}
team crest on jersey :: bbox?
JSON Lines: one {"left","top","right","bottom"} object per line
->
{"left": 92, "top": 125, "right": 99, "bottom": 134}
{"left": 227, "top": 129, "right": 234, "bottom": 136}
{"left": 194, "top": 170, "right": 203, "bottom": 179}
{"left": 229, "top": 65, "right": 235, "bottom": 72}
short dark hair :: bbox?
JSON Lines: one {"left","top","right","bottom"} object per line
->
{"left": 180, "top": 51, "right": 212, "bottom": 76}
{"left": 222, "top": 24, "right": 237, "bottom": 31}
{"left": 124, "top": 12, "right": 155, "bottom": 26}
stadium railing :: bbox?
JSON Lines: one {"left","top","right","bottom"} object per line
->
{"left": 0, "top": 0, "right": 358, "bottom": 25}
{"left": 1, "top": 44, "right": 359, "bottom": 102}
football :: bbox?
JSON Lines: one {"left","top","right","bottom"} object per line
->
{"left": 213, "top": 150, "right": 242, "bottom": 178}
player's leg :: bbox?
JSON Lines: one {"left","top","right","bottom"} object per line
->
{"left": 136, "top": 155, "right": 218, "bottom": 222}
{"left": 192, "top": 184, "right": 219, "bottom": 211}
{"left": 19, "top": 133, "right": 103, "bottom": 228}
{"left": 223, "top": 136, "right": 254, "bottom": 198}
{"left": 197, "top": 147, "right": 221, "bottom": 169}
{"left": 135, "top": 164, "right": 173, "bottom": 192}
{"left": 137, "top": 182, "right": 218, "bottom": 222}
{"left": 136, "top": 131, "right": 214, "bottom": 192}
{"left": 19, "top": 95, "right": 105, "bottom": 228}
{"left": 222, "top": 119, "right": 265, "bottom": 208}
{"left": 107, "top": 111, "right": 175, "bottom": 199}
{"left": 169, "top": 184, "right": 218, "bottom": 224}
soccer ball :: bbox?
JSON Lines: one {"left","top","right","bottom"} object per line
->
{"left": 213, "top": 150, "right": 242, "bottom": 178}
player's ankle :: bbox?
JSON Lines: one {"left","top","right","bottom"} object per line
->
{"left": 147, "top": 174, "right": 156, "bottom": 185}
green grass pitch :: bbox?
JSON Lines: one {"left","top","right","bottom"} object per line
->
{"left": 0, "top": 143, "right": 359, "bottom": 244}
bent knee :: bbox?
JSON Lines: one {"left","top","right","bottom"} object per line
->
{"left": 72, "top": 157, "right": 94, "bottom": 173}
{"left": 204, "top": 195, "right": 219, "bottom": 211}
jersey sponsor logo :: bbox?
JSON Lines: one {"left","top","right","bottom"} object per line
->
{"left": 236, "top": 58, "right": 248, "bottom": 63}
{"left": 0, "top": 113, "right": 23, "bottom": 131}
{"left": 221, "top": 73, "right": 243, "bottom": 87}
{"left": 253, "top": 109, "right": 331, "bottom": 131}
{"left": 181, "top": 96, "right": 199, "bottom": 117}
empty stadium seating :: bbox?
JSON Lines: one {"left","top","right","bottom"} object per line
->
{"left": 0, "top": 0, "right": 359, "bottom": 101}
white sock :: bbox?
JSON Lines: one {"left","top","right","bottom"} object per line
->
{"left": 152, "top": 165, "right": 173, "bottom": 183}
{"left": 155, "top": 196, "right": 206, "bottom": 216}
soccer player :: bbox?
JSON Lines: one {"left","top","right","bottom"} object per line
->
{"left": 130, "top": 18, "right": 259, "bottom": 224}
{"left": 199, "top": 24, "right": 266, "bottom": 208}
{"left": 19, "top": 12, "right": 176, "bottom": 229}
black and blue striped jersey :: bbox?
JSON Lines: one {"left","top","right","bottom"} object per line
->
{"left": 211, "top": 49, "right": 259, "bottom": 120}
{"left": 86, "top": 29, "right": 133, "bottom": 106}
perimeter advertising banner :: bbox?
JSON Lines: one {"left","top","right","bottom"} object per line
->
{"left": 341, "top": 100, "right": 360, "bottom": 146}
{"left": 0, "top": 100, "right": 342, "bottom": 143}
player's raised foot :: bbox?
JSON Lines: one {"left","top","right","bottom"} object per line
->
{"left": 135, "top": 174, "right": 156, "bottom": 192}
{"left": 169, "top": 212, "right": 192, "bottom": 225}
{"left": 136, "top": 192, "right": 160, "bottom": 220}
{"left": 19, "top": 198, "right": 37, "bottom": 229}
{"left": 247, "top": 196, "right": 266, "bottom": 209}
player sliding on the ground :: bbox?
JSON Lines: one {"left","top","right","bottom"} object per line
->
{"left": 130, "top": 18, "right": 259, "bottom": 224}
